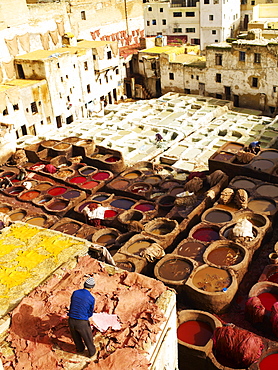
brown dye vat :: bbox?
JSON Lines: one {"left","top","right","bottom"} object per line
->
{"left": 169, "top": 187, "right": 184, "bottom": 197}
{"left": 25, "top": 216, "right": 47, "bottom": 227}
{"left": 213, "top": 152, "right": 234, "bottom": 161}
{"left": 9, "top": 211, "right": 26, "bottom": 221}
{"left": 6, "top": 186, "right": 25, "bottom": 196}
{"left": 97, "top": 234, "right": 117, "bottom": 243}
{"left": 220, "top": 222, "right": 259, "bottom": 248}
{"left": 35, "top": 183, "right": 53, "bottom": 191}
{"left": 259, "top": 150, "right": 278, "bottom": 160}
{"left": 40, "top": 139, "right": 58, "bottom": 149}
{"left": 56, "top": 168, "right": 74, "bottom": 179}
{"left": 53, "top": 142, "right": 71, "bottom": 150}
{"left": 116, "top": 261, "right": 135, "bottom": 272}
{"left": 129, "top": 182, "right": 151, "bottom": 195}
{"left": 54, "top": 222, "right": 81, "bottom": 235}
{"left": 248, "top": 198, "right": 277, "bottom": 215}
{"left": 158, "top": 257, "right": 192, "bottom": 281}
{"left": 0, "top": 205, "right": 12, "bottom": 213}
{"left": 206, "top": 246, "right": 243, "bottom": 266}
{"left": 233, "top": 211, "right": 269, "bottom": 230}
{"left": 152, "top": 227, "right": 173, "bottom": 235}
{"left": 158, "top": 195, "right": 175, "bottom": 210}
{"left": 118, "top": 209, "right": 144, "bottom": 226}
{"left": 123, "top": 171, "right": 141, "bottom": 179}
{"left": 175, "top": 240, "right": 206, "bottom": 263}
{"left": 230, "top": 178, "right": 256, "bottom": 189}
{"left": 92, "top": 228, "right": 119, "bottom": 246}
{"left": 202, "top": 209, "right": 233, "bottom": 224}
{"left": 255, "top": 184, "right": 278, "bottom": 198}
{"left": 144, "top": 175, "right": 161, "bottom": 185}
{"left": 215, "top": 203, "right": 239, "bottom": 212}
{"left": 160, "top": 180, "right": 180, "bottom": 190}
{"left": 259, "top": 264, "right": 278, "bottom": 284}
{"left": 127, "top": 240, "right": 152, "bottom": 255}
{"left": 250, "top": 159, "right": 274, "bottom": 171}
{"left": 143, "top": 218, "right": 179, "bottom": 247}
{"left": 47, "top": 200, "right": 69, "bottom": 211}
{"left": 192, "top": 266, "right": 231, "bottom": 293}
{"left": 110, "top": 179, "right": 129, "bottom": 190}
{"left": 222, "top": 142, "right": 244, "bottom": 151}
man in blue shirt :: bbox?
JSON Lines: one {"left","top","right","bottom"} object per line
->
{"left": 68, "top": 277, "right": 96, "bottom": 357}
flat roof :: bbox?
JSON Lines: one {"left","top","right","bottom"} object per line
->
{"left": 140, "top": 45, "right": 185, "bottom": 55}
{"left": 5, "top": 79, "right": 44, "bottom": 87}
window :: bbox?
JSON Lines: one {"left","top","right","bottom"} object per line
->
{"left": 160, "top": 7, "right": 163, "bottom": 12}
{"left": 186, "top": 12, "right": 195, "bottom": 17}
{"left": 151, "top": 61, "right": 156, "bottom": 70}
{"left": 61, "top": 77, "right": 63, "bottom": 82}
{"left": 57, "top": 63, "right": 60, "bottom": 68}
{"left": 186, "top": 28, "right": 195, "bottom": 33}
{"left": 81, "top": 11, "right": 86, "bottom": 20}
{"left": 212, "top": 30, "right": 216, "bottom": 34}
{"left": 70, "top": 88, "right": 72, "bottom": 94}
{"left": 107, "top": 51, "right": 112, "bottom": 59}
{"left": 239, "top": 51, "right": 245, "bottom": 61}
{"left": 173, "top": 12, "right": 182, "bottom": 17}
{"left": 116, "top": 68, "right": 119, "bottom": 74}
{"left": 209, "top": 14, "right": 214, "bottom": 20}
{"left": 3, "top": 107, "right": 8, "bottom": 116}
{"left": 184, "top": 88, "right": 191, "bottom": 94}
{"left": 66, "top": 75, "right": 68, "bottom": 79}
{"left": 215, "top": 39, "right": 218, "bottom": 42}
{"left": 173, "top": 28, "right": 182, "bottom": 33}
{"left": 99, "top": 79, "right": 102, "bottom": 84}
{"left": 191, "top": 75, "right": 194, "bottom": 79}
{"left": 251, "top": 0, "right": 255, "bottom": 5}
{"left": 274, "top": 86, "right": 277, "bottom": 93}
{"left": 162, "top": 19, "right": 166, "bottom": 25}
{"left": 196, "top": 76, "right": 199, "bottom": 80}
{"left": 215, "top": 54, "right": 222, "bottom": 65}
{"left": 254, "top": 53, "right": 261, "bottom": 63}
{"left": 31, "top": 102, "right": 38, "bottom": 114}
{"left": 67, "top": 96, "right": 70, "bottom": 102}
{"left": 87, "top": 84, "right": 91, "bottom": 93}
{"left": 93, "top": 55, "right": 96, "bottom": 60}
{"left": 169, "top": 72, "right": 174, "bottom": 80}
{"left": 147, "top": 21, "right": 150, "bottom": 26}
{"left": 47, "top": 116, "right": 51, "bottom": 124}
{"left": 252, "top": 77, "right": 258, "bottom": 87}
{"left": 216, "top": 73, "right": 221, "bottom": 82}
{"left": 148, "top": 6, "right": 152, "bottom": 11}
{"left": 84, "top": 61, "right": 88, "bottom": 70}
{"left": 204, "top": 0, "right": 209, "bottom": 3}
{"left": 152, "top": 19, "right": 156, "bottom": 25}
{"left": 13, "top": 104, "right": 19, "bottom": 110}
{"left": 21, "top": 125, "right": 27, "bottom": 136}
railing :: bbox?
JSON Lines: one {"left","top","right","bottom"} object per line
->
{"left": 170, "top": 0, "right": 198, "bottom": 7}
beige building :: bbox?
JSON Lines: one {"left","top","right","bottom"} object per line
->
{"left": 241, "top": 0, "right": 278, "bottom": 30}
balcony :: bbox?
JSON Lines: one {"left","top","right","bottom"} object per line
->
{"left": 170, "top": 0, "right": 198, "bottom": 7}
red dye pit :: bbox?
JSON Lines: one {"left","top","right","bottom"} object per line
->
{"left": 258, "top": 292, "right": 278, "bottom": 312}
{"left": 69, "top": 176, "right": 86, "bottom": 184}
{"left": 177, "top": 320, "right": 213, "bottom": 346}
{"left": 19, "top": 190, "right": 40, "bottom": 201}
{"left": 105, "top": 156, "right": 120, "bottom": 163}
{"left": 81, "top": 181, "right": 99, "bottom": 189}
{"left": 104, "top": 210, "right": 118, "bottom": 218}
{"left": 47, "top": 187, "right": 67, "bottom": 196}
{"left": 259, "top": 353, "right": 278, "bottom": 370}
{"left": 134, "top": 203, "right": 155, "bottom": 212}
{"left": 92, "top": 172, "right": 110, "bottom": 180}
{"left": 192, "top": 227, "right": 220, "bottom": 242}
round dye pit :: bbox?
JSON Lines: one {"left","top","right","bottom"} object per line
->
{"left": 116, "top": 261, "right": 135, "bottom": 272}
{"left": 151, "top": 227, "right": 173, "bottom": 235}
{"left": 7, "top": 187, "right": 25, "bottom": 195}
{"left": 69, "top": 176, "right": 87, "bottom": 184}
{"left": 144, "top": 176, "right": 161, "bottom": 185}
{"left": 213, "top": 152, "right": 234, "bottom": 161}
{"left": 96, "top": 234, "right": 116, "bottom": 244}
{"left": 223, "top": 143, "right": 244, "bottom": 151}
{"left": 192, "top": 266, "right": 231, "bottom": 292}
{"left": 53, "top": 142, "right": 71, "bottom": 150}
{"left": 110, "top": 180, "right": 129, "bottom": 190}
{"left": 257, "top": 292, "right": 278, "bottom": 312}
{"left": 56, "top": 169, "right": 74, "bottom": 178}
{"left": 9, "top": 211, "right": 26, "bottom": 221}
{"left": 192, "top": 227, "right": 220, "bottom": 242}
{"left": 251, "top": 159, "right": 274, "bottom": 171}
{"left": 161, "top": 181, "right": 180, "bottom": 190}
{"left": 104, "top": 209, "right": 118, "bottom": 218}
{"left": 35, "top": 183, "right": 52, "bottom": 191}
{"left": 19, "top": 190, "right": 40, "bottom": 201}
{"left": 110, "top": 199, "right": 135, "bottom": 210}
{"left": 177, "top": 320, "right": 213, "bottom": 346}
{"left": 256, "top": 184, "right": 278, "bottom": 198}
{"left": 105, "top": 156, "right": 120, "bottom": 163}
{"left": 81, "top": 181, "right": 99, "bottom": 189}
{"left": 159, "top": 196, "right": 175, "bottom": 208}
{"left": 47, "top": 187, "right": 67, "bottom": 196}
{"left": 80, "top": 167, "right": 97, "bottom": 175}
{"left": 248, "top": 198, "right": 276, "bottom": 213}
{"left": 207, "top": 246, "right": 243, "bottom": 267}
{"left": 0, "top": 206, "right": 11, "bottom": 213}
{"left": 159, "top": 258, "right": 192, "bottom": 281}
{"left": 123, "top": 171, "right": 140, "bottom": 179}
{"left": 54, "top": 222, "right": 81, "bottom": 235}
{"left": 92, "top": 195, "right": 109, "bottom": 202}
{"left": 127, "top": 240, "right": 152, "bottom": 255}
{"left": 259, "top": 150, "right": 278, "bottom": 160}
{"left": 63, "top": 190, "right": 80, "bottom": 199}
{"left": 25, "top": 217, "right": 46, "bottom": 227}
{"left": 130, "top": 183, "right": 150, "bottom": 194}
{"left": 92, "top": 172, "right": 110, "bottom": 181}
{"left": 204, "top": 209, "right": 232, "bottom": 224}
{"left": 78, "top": 202, "right": 98, "bottom": 212}
{"left": 259, "top": 353, "right": 278, "bottom": 370}
{"left": 134, "top": 203, "right": 155, "bottom": 212}
{"left": 169, "top": 187, "right": 184, "bottom": 197}
{"left": 47, "top": 200, "right": 68, "bottom": 211}
{"left": 176, "top": 241, "right": 206, "bottom": 260}
{"left": 216, "top": 203, "right": 239, "bottom": 212}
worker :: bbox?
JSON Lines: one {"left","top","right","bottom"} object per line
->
{"left": 248, "top": 141, "right": 261, "bottom": 154}
{"left": 155, "top": 133, "right": 163, "bottom": 142}
{"left": 68, "top": 277, "right": 96, "bottom": 358}
{"left": 83, "top": 203, "right": 114, "bottom": 228}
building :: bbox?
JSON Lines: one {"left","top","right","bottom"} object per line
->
{"left": 241, "top": 0, "right": 278, "bottom": 30}
{"left": 143, "top": 0, "right": 240, "bottom": 50}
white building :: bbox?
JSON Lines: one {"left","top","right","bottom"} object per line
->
{"left": 144, "top": 0, "right": 241, "bottom": 50}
